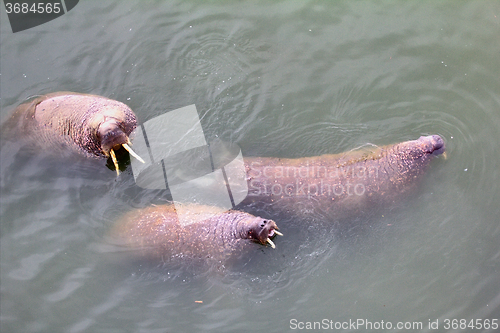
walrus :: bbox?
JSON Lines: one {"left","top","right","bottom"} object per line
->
{"left": 108, "top": 136, "right": 442, "bottom": 265}
{"left": 5, "top": 92, "right": 144, "bottom": 175}
{"left": 238, "top": 135, "right": 446, "bottom": 219}
{"left": 108, "top": 203, "right": 282, "bottom": 264}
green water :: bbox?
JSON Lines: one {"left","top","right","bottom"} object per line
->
{"left": 1, "top": 1, "right": 499, "bottom": 332}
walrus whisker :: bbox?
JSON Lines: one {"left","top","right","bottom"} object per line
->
{"left": 266, "top": 238, "right": 276, "bottom": 248}
{"left": 110, "top": 149, "right": 120, "bottom": 176}
{"left": 122, "top": 143, "right": 145, "bottom": 163}
{"left": 274, "top": 230, "right": 283, "bottom": 236}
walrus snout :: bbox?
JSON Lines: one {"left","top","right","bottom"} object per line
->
{"left": 247, "top": 218, "right": 282, "bottom": 248}
{"left": 98, "top": 119, "right": 130, "bottom": 155}
{"left": 417, "top": 135, "right": 445, "bottom": 156}
{"left": 98, "top": 119, "right": 145, "bottom": 175}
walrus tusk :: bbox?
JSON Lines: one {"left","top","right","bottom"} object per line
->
{"left": 122, "top": 143, "right": 145, "bottom": 163}
{"left": 110, "top": 149, "right": 120, "bottom": 176}
{"left": 274, "top": 230, "right": 283, "bottom": 236}
{"left": 266, "top": 238, "right": 276, "bottom": 249}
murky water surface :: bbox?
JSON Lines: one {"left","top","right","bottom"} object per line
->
{"left": 1, "top": 1, "right": 499, "bottom": 332}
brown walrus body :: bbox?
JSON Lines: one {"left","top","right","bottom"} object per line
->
{"left": 110, "top": 136, "right": 443, "bottom": 264}
{"left": 109, "top": 204, "right": 280, "bottom": 263}
{"left": 240, "top": 135, "right": 445, "bottom": 219}
{"left": 5, "top": 92, "right": 141, "bottom": 173}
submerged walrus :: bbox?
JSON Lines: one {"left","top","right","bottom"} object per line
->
{"left": 109, "top": 136, "right": 443, "bottom": 265}
{"left": 240, "top": 135, "right": 446, "bottom": 219}
{"left": 109, "top": 204, "right": 281, "bottom": 264}
{"left": 6, "top": 92, "right": 144, "bottom": 174}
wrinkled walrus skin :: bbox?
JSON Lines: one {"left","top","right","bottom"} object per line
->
{"left": 240, "top": 135, "right": 445, "bottom": 219}
{"left": 109, "top": 204, "right": 281, "bottom": 264}
{"left": 6, "top": 92, "right": 140, "bottom": 172}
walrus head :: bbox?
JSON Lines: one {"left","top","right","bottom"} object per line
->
{"left": 400, "top": 135, "right": 446, "bottom": 163}
{"left": 97, "top": 117, "right": 145, "bottom": 175}
{"left": 98, "top": 118, "right": 129, "bottom": 154}
{"left": 418, "top": 134, "right": 446, "bottom": 156}
{"left": 242, "top": 217, "right": 282, "bottom": 248}
{"left": 368, "top": 134, "right": 446, "bottom": 196}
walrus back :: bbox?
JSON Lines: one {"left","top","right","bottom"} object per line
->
{"left": 241, "top": 135, "right": 445, "bottom": 220}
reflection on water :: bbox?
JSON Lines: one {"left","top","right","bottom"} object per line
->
{"left": 1, "top": 1, "right": 500, "bottom": 332}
